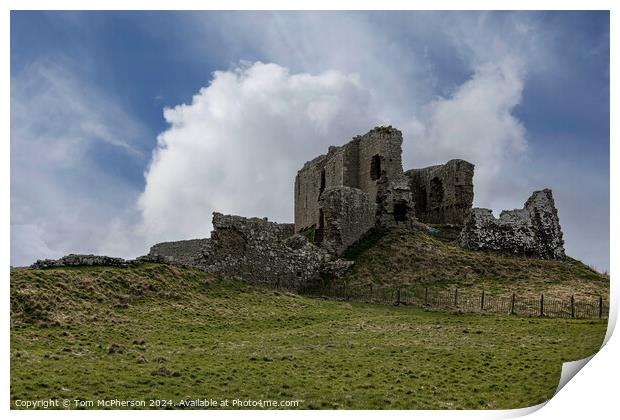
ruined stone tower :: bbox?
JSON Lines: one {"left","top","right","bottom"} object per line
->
{"left": 294, "top": 127, "right": 415, "bottom": 254}
{"left": 294, "top": 126, "right": 477, "bottom": 255}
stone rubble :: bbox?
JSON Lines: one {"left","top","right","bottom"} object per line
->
{"left": 148, "top": 212, "right": 353, "bottom": 291}
{"left": 459, "top": 189, "right": 565, "bottom": 259}
{"left": 30, "top": 254, "right": 132, "bottom": 269}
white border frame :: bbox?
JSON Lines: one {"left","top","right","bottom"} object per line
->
{"left": 2, "top": 2, "right": 616, "bottom": 420}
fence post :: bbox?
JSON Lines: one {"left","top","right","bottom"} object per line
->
{"left": 424, "top": 287, "right": 428, "bottom": 306}
{"left": 570, "top": 295, "right": 575, "bottom": 319}
{"left": 599, "top": 296, "right": 603, "bottom": 319}
{"left": 480, "top": 290, "right": 485, "bottom": 311}
{"left": 369, "top": 284, "right": 373, "bottom": 302}
{"left": 396, "top": 287, "right": 401, "bottom": 306}
{"left": 454, "top": 288, "right": 458, "bottom": 308}
{"left": 540, "top": 294, "right": 544, "bottom": 317}
{"left": 511, "top": 293, "right": 516, "bottom": 315}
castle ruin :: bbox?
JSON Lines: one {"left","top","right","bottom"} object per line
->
{"left": 31, "top": 126, "right": 566, "bottom": 289}
{"left": 294, "top": 126, "right": 475, "bottom": 255}
{"left": 295, "top": 127, "right": 415, "bottom": 254}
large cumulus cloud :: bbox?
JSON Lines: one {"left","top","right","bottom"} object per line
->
{"left": 138, "top": 59, "right": 528, "bottom": 244}
{"left": 138, "top": 62, "right": 377, "bottom": 243}
{"left": 410, "top": 57, "right": 529, "bottom": 210}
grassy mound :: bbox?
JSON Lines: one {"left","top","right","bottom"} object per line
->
{"left": 341, "top": 227, "right": 609, "bottom": 300}
{"left": 10, "top": 263, "right": 607, "bottom": 409}
{"left": 10, "top": 264, "right": 214, "bottom": 327}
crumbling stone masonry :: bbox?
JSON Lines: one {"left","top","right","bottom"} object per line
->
{"left": 30, "top": 254, "right": 132, "bottom": 269}
{"left": 459, "top": 189, "right": 565, "bottom": 259}
{"left": 148, "top": 212, "right": 353, "bottom": 291}
{"left": 319, "top": 187, "right": 377, "bottom": 255}
{"left": 148, "top": 239, "right": 210, "bottom": 268}
{"left": 294, "top": 126, "right": 415, "bottom": 254}
{"left": 405, "top": 159, "right": 475, "bottom": 225}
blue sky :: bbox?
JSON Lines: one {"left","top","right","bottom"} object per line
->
{"left": 10, "top": 11, "right": 610, "bottom": 271}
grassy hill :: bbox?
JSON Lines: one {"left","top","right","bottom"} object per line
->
{"left": 341, "top": 227, "right": 609, "bottom": 300}
{"left": 10, "top": 262, "right": 607, "bottom": 409}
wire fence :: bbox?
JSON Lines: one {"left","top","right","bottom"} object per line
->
{"left": 299, "top": 283, "right": 608, "bottom": 319}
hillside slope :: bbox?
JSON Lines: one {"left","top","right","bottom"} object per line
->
{"left": 10, "top": 263, "right": 607, "bottom": 409}
{"left": 341, "top": 227, "right": 609, "bottom": 300}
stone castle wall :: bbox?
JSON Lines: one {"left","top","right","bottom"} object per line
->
{"left": 148, "top": 212, "right": 352, "bottom": 290}
{"left": 460, "top": 189, "right": 565, "bottom": 259}
{"left": 295, "top": 127, "right": 412, "bottom": 233}
{"left": 200, "top": 213, "right": 323, "bottom": 289}
{"left": 148, "top": 238, "right": 210, "bottom": 268}
{"left": 319, "top": 187, "right": 377, "bottom": 255}
{"left": 405, "top": 159, "right": 474, "bottom": 225}
{"left": 30, "top": 254, "right": 132, "bottom": 269}
{"left": 354, "top": 127, "right": 408, "bottom": 208}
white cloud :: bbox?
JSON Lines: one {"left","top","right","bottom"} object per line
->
{"left": 177, "top": 12, "right": 540, "bottom": 212}
{"left": 407, "top": 57, "right": 529, "bottom": 211}
{"left": 138, "top": 58, "right": 531, "bottom": 245}
{"left": 138, "top": 62, "right": 377, "bottom": 243}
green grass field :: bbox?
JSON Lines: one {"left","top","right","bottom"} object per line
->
{"left": 10, "top": 264, "right": 607, "bottom": 409}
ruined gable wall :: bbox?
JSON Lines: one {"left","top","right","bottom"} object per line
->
{"left": 319, "top": 186, "right": 377, "bottom": 255}
{"left": 460, "top": 189, "right": 565, "bottom": 259}
{"left": 523, "top": 189, "right": 565, "bottom": 259}
{"left": 405, "top": 159, "right": 474, "bottom": 225}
